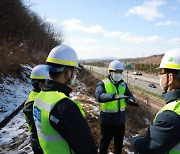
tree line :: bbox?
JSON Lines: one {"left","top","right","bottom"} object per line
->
{"left": 134, "top": 63, "right": 159, "bottom": 75}
{"left": 83, "top": 62, "right": 160, "bottom": 75}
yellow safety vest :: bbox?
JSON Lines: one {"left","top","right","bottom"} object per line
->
{"left": 100, "top": 78, "right": 126, "bottom": 112}
{"left": 33, "top": 91, "right": 84, "bottom": 154}
{"left": 24, "top": 90, "right": 39, "bottom": 132}
{"left": 26, "top": 90, "right": 39, "bottom": 102}
{"left": 154, "top": 100, "right": 180, "bottom": 154}
{"left": 74, "top": 100, "right": 85, "bottom": 117}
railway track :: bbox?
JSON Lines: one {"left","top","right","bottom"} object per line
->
{"left": 0, "top": 102, "right": 25, "bottom": 129}
{"left": 132, "top": 90, "right": 164, "bottom": 112}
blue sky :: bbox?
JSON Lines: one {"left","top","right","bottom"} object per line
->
{"left": 24, "top": 0, "right": 180, "bottom": 60}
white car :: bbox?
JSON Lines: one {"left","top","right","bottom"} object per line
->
{"left": 133, "top": 72, "right": 142, "bottom": 75}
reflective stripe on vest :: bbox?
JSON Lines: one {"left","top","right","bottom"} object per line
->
{"left": 37, "top": 129, "right": 63, "bottom": 141}
{"left": 101, "top": 79, "right": 126, "bottom": 113}
{"left": 154, "top": 100, "right": 180, "bottom": 154}
{"left": 33, "top": 91, "right": 75, "bottom": 154}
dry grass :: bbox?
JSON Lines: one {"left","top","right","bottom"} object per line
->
{"left": 0, "top": 40, "right": 48, "bottom": 80}
{"left": 0, "top": 40, "right": 26, "bottom": 78}
{"left": 125, "top": 103, "right": 153, "bottom": 134}
{"left": 77, "top": 68, "right": 101, "bottom": 97}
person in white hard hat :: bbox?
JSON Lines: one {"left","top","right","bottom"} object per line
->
{"left": 23, "top": 64, "right": 49, "bottom": 154}
{"left": 131, "top": 49, "right": 180, "bottom": 154}
{"left": 33, "top": 45, "right": 97, "bottom": 154}
{"left": 95, "top": 60, "right": 139, "bottom": 154}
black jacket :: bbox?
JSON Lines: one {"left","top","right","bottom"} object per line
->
{"left": 95, "top": 77, "right": 137, "bottom": 125}
{"left": 43, "top": 80, "right": 97, "bottom": 154}
{"left": 131, "top": 89, "right": 180, "bottom": 154}
{"left": 23, "top": 88, "right": 43, "bottom": 153}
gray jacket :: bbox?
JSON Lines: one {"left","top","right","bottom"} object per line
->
{"left": 131, "top": 89, "right": 180, "bottom": 154}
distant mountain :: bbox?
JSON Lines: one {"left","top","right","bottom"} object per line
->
{"left": 81, "top": 54, "right": 164, "bottom": 66}
{"left": 121, "top": 54, "right": 164, "bottom": 65}
{"left": 80, "top": 57, "right": 116, "bottom": 62}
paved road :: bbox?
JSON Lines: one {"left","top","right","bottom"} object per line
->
{"left": 84, "top": 65, "right": 163, "bottom": 95}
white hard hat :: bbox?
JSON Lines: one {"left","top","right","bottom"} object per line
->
{"left": 108, "top": 60, "right": 124, "bottom": 71}
{"left": 159, "top": 49, "right": 180, "bottom": 70}
{"left": 30, "top": 64, "right": 49, "bottom": 79}
{"left": 46, "top": 45, "right": 79, "bottom": 68}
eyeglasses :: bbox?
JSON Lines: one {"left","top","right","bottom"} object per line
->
{"left": 159, "top": 69, "right": 167, "bottom": 75}
{"left": 159, "top": 72, "right": 167, "bottom": 75}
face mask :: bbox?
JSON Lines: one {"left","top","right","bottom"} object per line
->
{"left": 112, "top": 73, "right": 123, "bottom": 82}
{"left": 67, "top": 70, "right": 76, "bottom": 85}
{"left": 159, "top": 75, "right": 163, "bottom": 87}
{"left": 70, "top": 74, "right": 77, "bottom": 85}
{"left": 159, "top": 73, "right": 171, "bottom": 93}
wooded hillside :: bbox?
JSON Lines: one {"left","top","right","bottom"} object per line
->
{"left": 0, "top": 0, "right": 63, "bottom": 78}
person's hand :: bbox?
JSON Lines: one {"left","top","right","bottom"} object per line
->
{"left": 128, "top": 98, "right": 139, "bottom": 107}
{"left": 114, "top": 94, "right": 129, "bottom": 100}
{"left": 128, "top": 98, "right": 135, "bottom": 103}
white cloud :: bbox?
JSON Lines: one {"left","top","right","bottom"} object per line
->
{"left": 104, "top": 31, "right": 162, "bottom": 43}
{"left": 103, "top": 31, "right": 131, "bottom": 38}
{"left": 156, "top": 21, "right": 177, "bottom": 26}
{"left": 62, "top": 18, "right": 163, "bottom": 44}
{"left": 45, "top": 18, "right": 57, "bottom": 24}
{"left": 69, "top": 37, "right": 97, "bottom": 43}
{"left": 62, "top": 18, "right": 162, "bottom": 43}
{"left": 168, "top": 38, "right": 180, "bottom": 44}
{"left": 62, "top": 18, "right": 106, "bottom": 33}
{"left": 126, "top": 0, "right": 166, "bottom": 20}
{"left": 74, "top": 45, "right": 135, "bottom": 59}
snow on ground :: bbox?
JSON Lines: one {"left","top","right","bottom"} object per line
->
{"left": 0, "top": 110, "right": 26, "bottom": 145}
{"left": 0, "top": 110, "right": 32, "bottom": 154}
{"left": 0, "top": 65, "right": 32, "bottom": 153}
{"left": 0, "top": 65, "right": 32, "bottom": 123}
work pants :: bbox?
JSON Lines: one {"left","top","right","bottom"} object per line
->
{"left": 31, "top": 138, "right": 43, "bottom": 154}
{"left": 100, "top": 123, "right": 125, "bottom": 154}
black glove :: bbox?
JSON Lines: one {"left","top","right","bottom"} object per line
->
{"left": 114, "top": 94, "right": 129, "bottom": 100}
{"left": 128, "top": 98, "right": 139, "bottom": 107}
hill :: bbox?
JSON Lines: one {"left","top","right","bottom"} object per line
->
{"left": 0, "top": 0, "right": 63, "bottom": 79}
{"left": 123, "top": 54, "right": 163, "bottom": 65}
